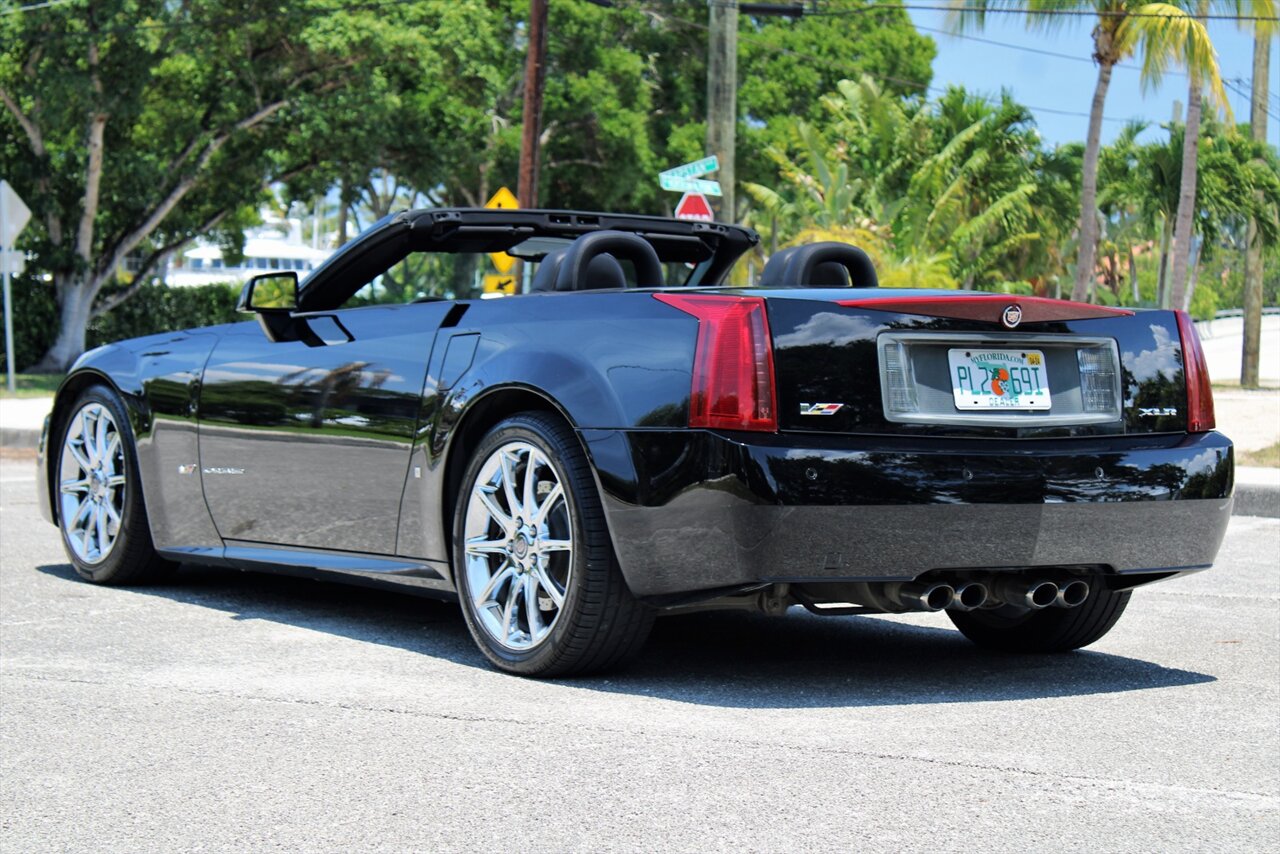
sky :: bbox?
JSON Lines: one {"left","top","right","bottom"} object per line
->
{"left": 905, "top": 6, "right": 1279, "bottom": 149}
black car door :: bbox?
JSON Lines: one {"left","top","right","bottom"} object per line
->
{"left": 197, "top": 301, "right": 452, "bottom": 554}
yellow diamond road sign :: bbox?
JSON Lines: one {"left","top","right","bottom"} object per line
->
{"left": 483, "top": 273, "right": 517, "bottom": 295}
{"left": 489, "top": 251, "right": 515, "bottom": 274}
{"left": 485, "top": 187, "right": 519, "bottom": 210}
{"left": 485, "top": 186, "right": 519, "bottom": 275}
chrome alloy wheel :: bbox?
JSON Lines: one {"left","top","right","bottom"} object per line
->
{"left": 58, "top": 402, "right": 127, "bottom": 565}
{"left": 462, "top": 441, "right": 572, "bottom": 651}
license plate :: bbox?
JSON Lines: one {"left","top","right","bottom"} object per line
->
{"left": 947, "top": 348, "right": 1051, "bottom": 410}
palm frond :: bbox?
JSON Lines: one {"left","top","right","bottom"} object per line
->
{"left": 952, "top": 183, "right": 1037, "bottom": 245}
{"left": 1121, "top": 3, "right": 1230, "bottom": 117}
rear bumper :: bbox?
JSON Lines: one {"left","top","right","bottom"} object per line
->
{"left": 581, "top": 428, "right": 1234, "bottom": 599}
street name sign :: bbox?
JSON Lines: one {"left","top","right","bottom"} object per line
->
{"left": 659, "top": 156, "right": 719, "bottom": 182}
{"left": 659, "top": 174, "right": 722, "bottom": 196}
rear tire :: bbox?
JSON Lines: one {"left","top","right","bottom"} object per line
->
{"left": 947, "top": 585, "right": 1130, "bottom": 653}
{"left": 452, "top": 411, "right": 653, "bottom": 677}
{"left": 54, "top": 385, "right": 176, "bottom": 585}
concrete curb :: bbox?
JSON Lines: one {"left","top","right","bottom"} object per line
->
{"left": 3, "top": 420, "right": 1277, "bottom": 517}
{"left": 1236, "top": 468, "right": 1280, "bottom": 519}
{"left": 0, "top": 427, "right": 41, "bottom": 450}
{"left": 1234, "top": 487, "right": 1280, "bottom": 518}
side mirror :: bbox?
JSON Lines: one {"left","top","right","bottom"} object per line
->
{"left": 237, "top": 272, "right": 298, "bottom": 313}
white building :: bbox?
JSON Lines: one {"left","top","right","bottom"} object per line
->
{"left": 167, "top": 216, "right": 332, "bottom": 287}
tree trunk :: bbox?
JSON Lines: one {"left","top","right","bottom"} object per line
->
{"left": 1168, "top": 80, "right": 1203, "bottom": 312}
{"left": 1242, "top": 31, "right": 1271, "bottom": 388}
{"left": 1128, "top": 245, "right": 1139, "bottom": 304}
{"left": 1156, "top": 215, "right": 1173, "bottom": 308}
{"left": 706, "top": 0, "right": 738, "bottom": 224}
{"left": 30, "top": 274, "right": 95, "bottom": 372}
{"left": 1071, "top": 60, "right": 1114, "bottom": 302}
{"left": 336, "top": 178, "right": 351, "bottom": 248}
{"left": 1182, "top": 234, "right": 1202, "bottom": 311}
{"left": 517, "top": 0, "right": 548, "bottom": 208}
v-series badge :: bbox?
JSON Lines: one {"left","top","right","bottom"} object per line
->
{"left": 800, "top": 403, "right": 844, "bottom": 415}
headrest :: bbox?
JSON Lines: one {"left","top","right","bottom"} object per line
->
{"left": 581, "top": 253, "right": 627, "bottom": 290}
{"left": 758, "top": 246, "right": 800, "bottom": 287}
{"left": 529, "top": 248, "right": 569, "bottom": 293}
{"left": 758, "top": 242, "right": 877, "bottom": 288}
{"left": 554, "top": 230, "right": 663, "bottom": 292}
{"left": 809, "top": 261, "right": 851, "bottom": 287}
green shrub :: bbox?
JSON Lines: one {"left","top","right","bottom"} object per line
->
{"left": 88, "top": 281, "right": 243, "bottom": 347}
{"left": 0, "top": 274, "right": 59, "bottom": 373}
{"left": 0, "top": 279, "right": 244, "bottom": 372}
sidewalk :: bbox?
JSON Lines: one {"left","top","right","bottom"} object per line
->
{"left": 0, "top": 397, "right": 52, "bottom": 451}
{"left": 4, "top": 392, "right": 1277, "bottom": 517}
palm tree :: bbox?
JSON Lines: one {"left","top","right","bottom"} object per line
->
{"left": 1242, "top": 26, "right": 1273, "bottom": 386}
{"left": 949, "top": 1, "right": 1225, "bottom": 303}
{"left": 1167, "top": 0, "right": 1276, "bottom": 311}
{"left": 743, "top": 79, "right": 1044, "bottom": 291}
{"left": 1096, "top": 122, "right": 1148, "bottom": 301}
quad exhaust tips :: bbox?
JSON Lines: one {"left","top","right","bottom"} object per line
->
{"left": 888, "top": 582, "right": 955, "bottom": 612}
{"left": 1054, "top": 579, "right": 1091, "bottom": 608}
{"left": 991, "top": 577, "right": 1091, "bottom": 609}
{"left": 877, "top": 576, "right": 1090, "bottom": 613}
{"left": 948, "top": 581, "right": 989, "bottom": 611}
{"left": 993, "top": 578, "right": 1060, "bottom": 610}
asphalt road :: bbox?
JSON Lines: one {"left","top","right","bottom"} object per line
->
{"left": 2, "top": 456, "right": 1278, "bottom": 852}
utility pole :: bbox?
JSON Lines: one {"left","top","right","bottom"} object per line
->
{"left": 1241, "top": 32, "right": 1271, "bottom": 388}
{"left": 518, "top": 0, "right": 550, "bottom": 209}
{"left": 706, "top": 0, "right": 738, "bottom": 223}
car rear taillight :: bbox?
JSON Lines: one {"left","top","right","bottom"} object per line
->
{"left": 1174, "top": 310, "right": 1215, "bottom": 433}
{"left": 653, "top": 294, "right": 778, "bottom": 432}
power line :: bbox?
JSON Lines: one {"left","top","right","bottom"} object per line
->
{"left": 641, "top": 2, "right": 1158, "bottom": 126}
{"left": 1225, "top": 78, "right": 1280, "bottom": 123}
{"left": 1226, "top": 77, "right": 1280, "bottom": 109}
{"left": 0, "top": 0, "right": 74, "bottom": 15}
{"left": 809, "top": 3, "right": 1279, "bottom": 23}
{"left": 911, "top": 22, "right": 1189, "bottom": 78}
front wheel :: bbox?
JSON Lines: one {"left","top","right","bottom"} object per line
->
{"left": 453, "top": 412, "right": 653, "bottom": 677}
{"left": 947, "top": 585, "right": 1131, "bottom": 653}
{"left": 55, "top": 385, "right": 175, "bottom": 585}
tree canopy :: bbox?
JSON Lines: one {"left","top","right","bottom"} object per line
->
{"left": 0, "top": 0, "right": 1276, "bottom": 372}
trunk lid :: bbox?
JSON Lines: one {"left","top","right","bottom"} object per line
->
{"left": 755, "top": 289, "right": 1195, "bottom": 439}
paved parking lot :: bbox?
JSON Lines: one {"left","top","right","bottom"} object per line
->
{"left": 2, "top": 456, "right": 1277, "bottom": 852}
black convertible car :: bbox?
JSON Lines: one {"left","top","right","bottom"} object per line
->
{"left": 37, "top": 208, "right": 1232, "bottom": 676}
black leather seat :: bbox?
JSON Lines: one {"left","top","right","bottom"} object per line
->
{"left": 553, "top": 231, "right": 663, "bottom": 292}
{"left": 530, "top": 232, "right": 663, "bottom": 293}
{"left": 529, "top": 248, "right": 569, "bottom": 293}
{"left": 579, "top": 253, "right": 628, "bottom": 290}
{"left": 758, "top": 241, "right": 877, "bottom": 288}
{"left": 808, "top": 261, "right": 851, "bottom": 287}
{"left": 530, "top": 247, "right": 630, "bottom": 292}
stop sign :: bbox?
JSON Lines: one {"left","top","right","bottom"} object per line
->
{"left": 674, "top": 192, "right": 714, "bottom": 222}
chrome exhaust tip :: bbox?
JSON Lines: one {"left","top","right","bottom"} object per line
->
{"left": 891, "top": 582, "right": 955, "bottom": 612}
{"left": 994, "top": 578, "right": 1059, "bottom": 610}
{"left": 1054, "top": 579, "right": 1090, "bottom": 608}
{"left": 948, "top": 581, "right": 989, "bottom": 611}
